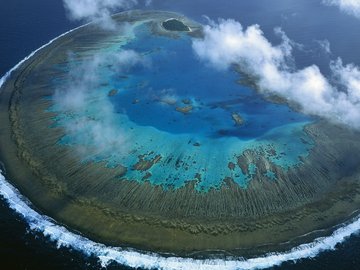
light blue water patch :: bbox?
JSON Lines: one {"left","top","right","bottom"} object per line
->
{"left": 265, "top": 171, "right": 277, "bottom": 181}
{"left": 48, "top": 21, "right": 316, "bottom": 192}
{"left": 248, "top": 163, "right": 257, "bottom": 175}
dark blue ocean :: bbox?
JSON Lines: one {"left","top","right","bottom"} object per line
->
{"left": 1, "top": 0, "right": 360, "bottom": 269}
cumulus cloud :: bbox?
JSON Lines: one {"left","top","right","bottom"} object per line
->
{"left": 63, "top": 0, "right": 138, "bottom": 29}
{"left": 323, "top": 0, "right": 360, "bottom": 18}
{"left": 53, "top": 50, "right": 149, "bottom": 162}
{"left": 193, "top": 19, "right": 360, "bottom": 129}
{"left": 331, "top": 58, "right": 360, "bottom": 104}
{"left": 193, "top": 20, "right": 292, "bottom": 71}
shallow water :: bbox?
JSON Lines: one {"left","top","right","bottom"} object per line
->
{"left": 50, "top": 22, "right": 314, "bottom": 191}
{"left": 2, "top": 0, "right": 360, "bottom": 269}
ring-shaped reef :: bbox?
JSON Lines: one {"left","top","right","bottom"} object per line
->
{"left": 1, "top": 10, "right": 360, "bottom": 257}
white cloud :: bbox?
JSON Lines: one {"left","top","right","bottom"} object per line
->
{"left": 193, "top": 19, "right": 360, "bottom": 129}
{"left": 323, "top": 0, "right": 360, "bottom": 18}
{"left": 193, "top": 20, "right": 292, "bottom": 71}
{"left": 53, "top": 50, "right": 149, "bottom": 160}
{"left": 63, "top": 0, "right": 138, "bottom": 29}
{"left": 331, "top": 58, "right": 360, "bottom": 103}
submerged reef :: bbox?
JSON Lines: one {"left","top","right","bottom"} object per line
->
{"left": 108, "top": 89, "right": 119, "bottom": 97}
{"left": 1, "top": 10, "right": 360, "bottom": 258}
{"left": 231, "top": 112, "right": 244, "bottom": 126}
{"left": 175, "top": 105, "right": 193, "bottom": 114}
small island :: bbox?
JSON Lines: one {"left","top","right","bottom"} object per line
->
{"left": 162, "top": 18, "right": 191, "bottom": 32}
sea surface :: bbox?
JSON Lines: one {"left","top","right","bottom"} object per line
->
{"left": 1, "top": 0, "right": 360, "bottom": 269}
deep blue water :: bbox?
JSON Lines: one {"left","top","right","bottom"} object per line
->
{"left": 2, "top": 0, "right": 360, "bottom": 269}
{"left": 0, "top": 0, "right": 77, "bottom": 76}
{"left": 113, "top": 24, "right": 310, "bottom": 139}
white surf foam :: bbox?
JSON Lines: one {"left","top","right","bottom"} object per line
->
{"left": 1, "top": 26, "right": 360, "bottom": 270}
{"left": 0, "top": 170, "right": 359, "bottom": 269}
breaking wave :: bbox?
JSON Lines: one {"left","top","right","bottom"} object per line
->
{"left": 0, "top": 170, "right": 359, "bottom": 269}
{"left": 0, "top": 26, "right": 360, "bottom": 270}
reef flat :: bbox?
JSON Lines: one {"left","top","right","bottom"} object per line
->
{"left": 1, "top": 10, "right": 360, "bottom": 258}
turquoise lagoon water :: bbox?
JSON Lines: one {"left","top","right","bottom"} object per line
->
{"left": 51, "top": 23, "right": 314, "bottom": 191}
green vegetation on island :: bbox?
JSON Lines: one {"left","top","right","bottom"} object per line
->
{"left": 162, "top": 18, "right": 191, "bottom": 32}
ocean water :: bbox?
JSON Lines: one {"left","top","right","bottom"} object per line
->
{"left": 2, "top": 0, "right": 360, "bottom": 269}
